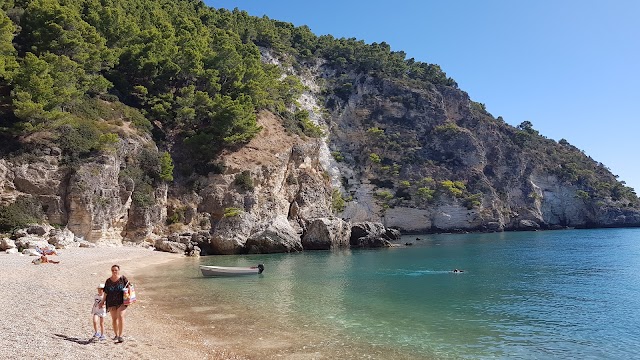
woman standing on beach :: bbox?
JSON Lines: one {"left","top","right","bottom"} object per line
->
{"left": 102, "top": 264, "right": 130, "bottom": 343}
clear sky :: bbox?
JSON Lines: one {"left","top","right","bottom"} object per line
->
{"left": 206, "top": 0, "right": 640, "bottom": 193}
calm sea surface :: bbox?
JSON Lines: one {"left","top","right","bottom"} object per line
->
{"left": 137, "top": 228, "right": 640, "bottom": 359}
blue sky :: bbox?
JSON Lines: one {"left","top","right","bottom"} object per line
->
{"left": 207, "top": 1, "right": 640, "bottom": 193}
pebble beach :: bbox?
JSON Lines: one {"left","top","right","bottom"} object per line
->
{"left": 0, "top": 247, "right": 247, "bottom": 360}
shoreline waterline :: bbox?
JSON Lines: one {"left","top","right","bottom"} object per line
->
{"left": 4, "top": 227, "right": 637, "bottom": 359}
{"left": 137, "top": 254, "right": 435, "bottom": 360}
{"left": 139, "top": 228, "right": 640, "bottom": 360}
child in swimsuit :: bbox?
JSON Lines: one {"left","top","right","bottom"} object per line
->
{"left": 91, "top": 284, "right": 107, "bottom": 340}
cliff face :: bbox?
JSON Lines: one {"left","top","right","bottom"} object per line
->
{"left": 0, "top": 109, "right": 351, "bottom": 253}
{"left": 1, "top": 56, "right": 638, "bottom": 253}
{"left": 311, "top": 69, "right": 640, "bottom": 232}
{"left": 4, "top": 0, "right": 638, "bottom": 256}
{"left": 0, "top": 134, "right": 165, "bottom": 243}
{"left": 193, "top": 112, "right": 334, "bottom": 254}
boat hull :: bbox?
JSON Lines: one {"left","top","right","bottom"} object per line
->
{"left": 200, "top": 265, "right": 264, "bottom": 277}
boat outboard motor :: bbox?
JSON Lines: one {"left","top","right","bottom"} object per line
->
{"left": 257, "top": 264, "right": 265, "bottom": 274}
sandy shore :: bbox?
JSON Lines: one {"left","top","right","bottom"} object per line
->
{"left": 0, "top": 247, "right": 247, "bottom": 360}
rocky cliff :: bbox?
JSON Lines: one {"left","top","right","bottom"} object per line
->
{"left": 0, "top": 0, "right": 638, "bottom": 255}
{"left": 313, "top": 71, "right": 640, "bottom": 232}
{"left": 0, "top": 109, "right": 400, "bottom": 254}
{"left": 3, "top": 62, "right": 639, "bottom": 254}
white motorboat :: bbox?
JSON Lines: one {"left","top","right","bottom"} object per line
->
{"left": 200, "top": 264, "right": 265, "bottom": 277}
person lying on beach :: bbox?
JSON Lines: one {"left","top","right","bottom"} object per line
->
{"left": 32, "top": 255, "right": 60, "bottom": 265}
{"left": 35, "top": 246, "right": 57, "bottom": 256}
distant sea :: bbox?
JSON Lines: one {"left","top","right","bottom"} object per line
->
{"left": 138, "top": 228, "right": 640, "bottom": 359}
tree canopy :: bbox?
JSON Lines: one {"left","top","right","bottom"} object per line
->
{"left": 0, "top": 0, "right": 461, "bottom": 162}
{"left": 0, "top": 0, "right": 632, "bottom": 205}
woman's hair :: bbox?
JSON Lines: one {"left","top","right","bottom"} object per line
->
{"left": 111, "top": 264, "right": 120, "bottom": 270}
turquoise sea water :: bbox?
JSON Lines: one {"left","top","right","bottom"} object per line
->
{"left": 138, "top": 228, "right": 640, "bottom": 359}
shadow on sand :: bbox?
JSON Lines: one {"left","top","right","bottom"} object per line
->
{"left": 54, "top": 333, "right": 94, "bottom": 345}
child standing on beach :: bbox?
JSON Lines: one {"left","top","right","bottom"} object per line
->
{"left": 91, "top": 284, "right": 107, "bottom": 340}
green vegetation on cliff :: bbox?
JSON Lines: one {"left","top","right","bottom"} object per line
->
{"left": 1, "top": 0, "right": 295, "bottom": 162}
{"left": 0, "top": 0, "right": 636, "bottom": 227}
{"left": 0, "top": 0, "right": 456, "bottom": 163}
